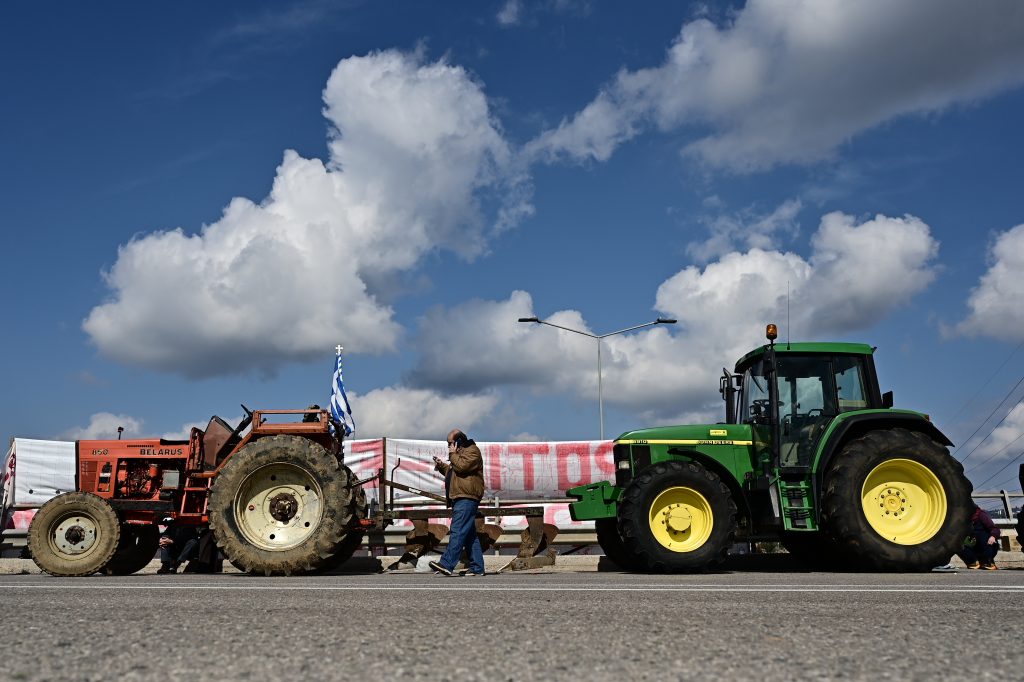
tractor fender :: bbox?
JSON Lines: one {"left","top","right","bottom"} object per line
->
{"left": 664, "top": 448, "right": 753, "bottom": 528}
{"left": 812, "top": 410, "right": 953, "bottom": 483}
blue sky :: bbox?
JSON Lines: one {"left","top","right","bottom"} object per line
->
{"left": 2, "top": 1, "right": 1024, "bottom": 492}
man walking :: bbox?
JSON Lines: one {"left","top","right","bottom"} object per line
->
{"left": 429, "top": 429, "right": 486, "bottom": 577}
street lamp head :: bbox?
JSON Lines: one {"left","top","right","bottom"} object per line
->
{"left": 518, "top": 316, "right": 540, "bottom": 323}
{"left": 656, "top": 318, "right": 677, "bottom": 324}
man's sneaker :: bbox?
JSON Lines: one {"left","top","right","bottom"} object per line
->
{"left": 965, "top": 561, "right": 981, "bottom": 569}
{"left": 931, "top": 564, "right": 957, "bottom": 573}
{"left": 428, "top": 560, "right": 453, "bottom": 576}
{"left": 980, "top": 562, "right": 999, "bottom": 570}
{"left": 464, "top": 571, "right": 485, "bottom": 577}
{"left": 156, "top": 564, "right": 176, "bottom": 575}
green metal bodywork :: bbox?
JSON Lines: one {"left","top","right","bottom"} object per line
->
{"left": 566, "top": 341, "right": 946, "bottom": 537}
{"left": 734, "top": 342, "right": 875, "bottom": 371}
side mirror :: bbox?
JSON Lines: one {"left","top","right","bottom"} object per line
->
{"left": 882, "top": 391, "right": 894, "bottom": 409}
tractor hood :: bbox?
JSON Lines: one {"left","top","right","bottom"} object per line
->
{"left": 614, "top": 423, "right": 752, "bottom": 444}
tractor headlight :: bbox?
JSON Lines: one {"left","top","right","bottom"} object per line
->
{"left": 617, "top": 460, "right": 631, "bottom": 470}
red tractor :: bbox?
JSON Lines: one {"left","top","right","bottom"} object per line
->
{"left": 28, "top": 407, "right": 366, "bottom": 576}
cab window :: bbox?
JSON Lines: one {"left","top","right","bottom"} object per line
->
{"left": 834, "top": 355, "right": 869, "bottom": 412}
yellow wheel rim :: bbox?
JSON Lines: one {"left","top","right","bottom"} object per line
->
{"left": 648, "top": 486, "right": 713, "bottom": 552}
{"left": 861, "top": 458, "right": 946, "bottom": 545}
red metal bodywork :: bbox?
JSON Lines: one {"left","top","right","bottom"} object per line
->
{"left": 75, "top": 409, "right": 334, "bottom": 527}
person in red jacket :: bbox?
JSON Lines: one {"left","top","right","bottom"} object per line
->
{"left": 956, "top": 505, "right": 1001, "bottom": 570}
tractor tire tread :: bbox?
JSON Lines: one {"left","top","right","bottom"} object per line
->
{"left": 617, "top": 460, "right": 737, "bottom": 573}
{"left": 208, "top": 435, "right": 363, "bottom": 576}
{"left": 821, "top": 428, "right": 972, "bottom": 572}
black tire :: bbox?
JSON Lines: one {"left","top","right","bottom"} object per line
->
{"left": 821, "top": 428, "right": 972, "bottom": 571}
{"left": 595, "top": 518, "right": 639, "bottom": 570}
{"left": 618, "top": 460, "right": 737, "bottom": 573}
{"left": 315, "top": 486, "right": 368, "bottom": 573}
{"left": 27, "top": 492, "right": 121, "bottom": 577}
{"left": 208, "top": 435, "right": 361, "bottom": 576}
{"left": 102, "top": 524, "right": 160, "bottom": 576}
{"left": 780, "top": 531, "right": 847, "bottom": 570}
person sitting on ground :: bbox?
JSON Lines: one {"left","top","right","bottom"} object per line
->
{"left": 157, "top": 518, "right": 201, "bottom": 574}
{"left": 956, "top": 504, "right": 1001, "bottom": 570}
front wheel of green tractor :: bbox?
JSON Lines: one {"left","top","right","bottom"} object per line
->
{"left": 618, "top": 460, "right": 737, "bottom": 573}
{"left": 821, "top": 428, "right": 972, "bottom": 571}
{"left": 208, "top": 435, "right": 362, "bottom": 576}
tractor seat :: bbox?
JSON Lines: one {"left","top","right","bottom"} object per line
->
{"left": 201, "top": 416, "right": 236, "bottom": 470}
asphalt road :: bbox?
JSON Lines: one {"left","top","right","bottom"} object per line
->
{"left": 1, "top": 566, "right": 1021, "bottom": 681}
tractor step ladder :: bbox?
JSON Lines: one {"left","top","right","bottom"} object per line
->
{"left": 777, "top": 478, "right": 815, "bottom": 531}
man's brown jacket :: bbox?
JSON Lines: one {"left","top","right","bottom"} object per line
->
{"left": 435, "top": 442, "right": 484, "bottom": 502}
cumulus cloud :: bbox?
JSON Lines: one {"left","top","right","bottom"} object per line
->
{"left": 956, "top": 224, "right": 1024, "bottom": 342}
{"left": 528, "top": 0, "right": 1024, "bottom": 170}
{"left": 84, "top": 50, "right": 530, "bottom": 378}
{"left": 351, "top": 387, "right": 500, "bottom": 439}
{"left": 60, "top": 413, "right": 145, "bottom": 440}
{"left": 407, "top": 212, "right": 939, "bottom": 422}
{"left": 687, "top": 198, "right": 802, "bottom": 262}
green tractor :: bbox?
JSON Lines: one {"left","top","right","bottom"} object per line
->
{"left": 568, "top": 325, "right": 972, "bottom": 572}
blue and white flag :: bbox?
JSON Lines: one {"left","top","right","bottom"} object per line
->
{"left": 330, "top": 352, "right": 355, "bottom": 438}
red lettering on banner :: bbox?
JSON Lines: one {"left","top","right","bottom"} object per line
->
{"left": 594, "top": 441, "right": 615, "bottom": 479}
{"left": 556, "top": 443, "right": 592, "bottom": 490}
{"left": 486, "top": 444, "right": 503, "bottom": 490}
{"left": 507, "top": 444, "right": 544, "bottom": 490}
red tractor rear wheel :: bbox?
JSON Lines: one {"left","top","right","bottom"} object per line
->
{"left": 209, "top": 435, "right": 362, "bottom": 576}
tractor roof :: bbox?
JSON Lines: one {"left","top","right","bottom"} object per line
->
{"left": 734, "top": 342, "right": 875, "bottom": 372}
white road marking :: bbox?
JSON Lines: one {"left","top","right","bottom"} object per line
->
{"left": 1, "top": 583, "right": 1022, "bottom": 593}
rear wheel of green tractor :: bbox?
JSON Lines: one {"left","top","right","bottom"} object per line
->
{"left": 821, "top": 428, "right": 972, "bottom": 571}
{"left": 209, "top": 435, "right": 362, "bottom": 576}
{"left": 102, "top": 524, "right": 161, "bottom": 575}
{"left": 28, "top": 492, "right": 121, "bottom": 577}
{"left": 618, "top": 460, "right": 737, "bottom": 573}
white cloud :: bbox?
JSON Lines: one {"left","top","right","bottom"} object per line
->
{"left": 528, "top": 0, "right": 1024, "bottom": 170}
{"left": 407, "top": 212, "right": 939, "bottom": 422}
{"left": 351, "top": 387, "right": 500, "bottom": 439}
{"left": 968, "top": 403, "right": 1024, "bottom": 464}
{"left": 956, "top": 224, "right": 1024, "bottom": 342}
{"left": 497, "top": 0, "right": 522, "bottom": 26}
{"left": 60, "top": 413, "right": 145, "bottom": 440}
{"left": 84, "top": 50, "right": 530, "bottom": 378}
{"left": 687, "top": 198, "right": 802, "bottom": 262}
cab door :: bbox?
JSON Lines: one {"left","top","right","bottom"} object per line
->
{"left": 775, "top": 355, "right": 837, "bottom": 469}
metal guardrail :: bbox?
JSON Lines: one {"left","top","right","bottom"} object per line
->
{"left": 972, "top": 491, "right": 1023, "bottom": 528}
{"left": 4, "top": 492, "right": 1021, "bottom": 556}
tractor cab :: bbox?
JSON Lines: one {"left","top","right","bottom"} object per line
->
{"left": 723, "top": 327, "right": 886, "bottom": 474}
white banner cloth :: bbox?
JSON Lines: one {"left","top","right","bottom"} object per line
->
{"left": 10, "top": 439, "right": 77, "bottom": 506}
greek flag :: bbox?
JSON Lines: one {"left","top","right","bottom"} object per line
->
{"left": 330, "top": 353, "right": 355, "bottom": 438}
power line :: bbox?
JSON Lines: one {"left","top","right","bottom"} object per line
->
{"left": 947, "top": 340, "right": 1024, "bottom": 425}
{"left": 964, "top": 430, "right": 1024, "bottom": 476}
{"left": 973, "top": 450, "right": 1024, "bottom": 490}
{"left": 954, "top": 373, "right": 1024, "bottom": 462}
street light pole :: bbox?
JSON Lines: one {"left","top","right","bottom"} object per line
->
{"left": 517, "top": 315, "right": 677, "bottom": 439}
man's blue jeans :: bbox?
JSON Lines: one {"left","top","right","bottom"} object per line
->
{"left": 439, "top": 497, "right": 485, "bottom": 573}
